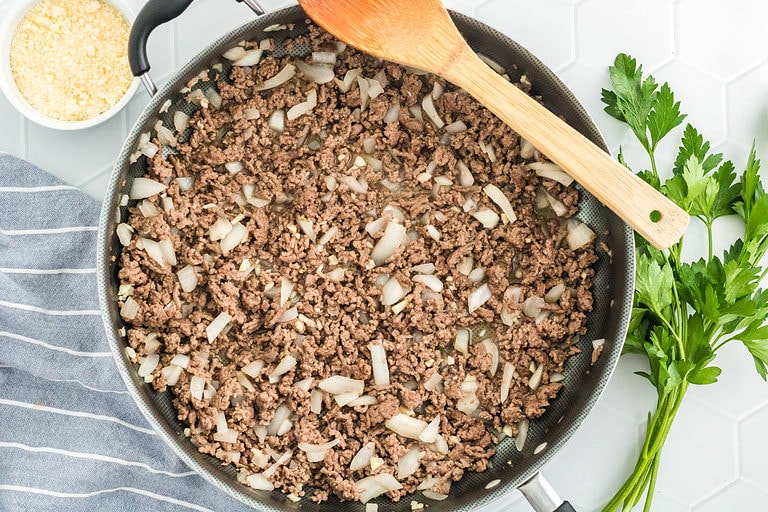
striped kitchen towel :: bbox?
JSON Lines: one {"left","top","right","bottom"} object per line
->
{"left": 0, "top": 153, "right": 250, "bottom": 511}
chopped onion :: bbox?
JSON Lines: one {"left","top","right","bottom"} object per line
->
{"left": 213, "top": 429, "right": 238, "bottom": 444}
{"left": 471, "top": 209, "right": 500, "bottom": 229}
{"left": 269, "top": 354, "right": 297, "bottom": 380}
{"left": 520, "top": 138, "right": 535, "bottom": 159}
{"left": 468, "top": 283, "right": 491, "bottom": 314}
{"left": 433, "top": 434, "right": 449, "bottom": 455}
{"left": 161, "top": 365, "right": 183, "bottom": 386}
{"left": 280, "top": 277, "right": 294, "bottom": 307}
{"left": 297, "top": 218, "right": 316, "bottom": 242}
{"left": 299, "top": 439, "right": 340, "bottom": 463}
{"left": 567, "top": 219, "right": 596, "bottom": 250}
{"left": 423, "top": 490, "right": 449, "bottom": 501}
{"left": 350, "top": 441, "right": 375, "bottom": 470}
{"left": 129, "top": 177, "right": 167, "bottom": 199}
{"left": 170, "top": 354, "right": 190, "bottom": 369}
{"left": 154, "top": 121, "right": 176, "bottom": 146}
{"left": 268, "top": 404, "right": 292, "bottom": 436}
{"left": 543, "top": 189, "right": 568, "bottom": 216}
{"left": 287, "top": 89, "right": 318, "bottom": 120}
{"left": 593, "top": 338, "right": 606, "bottom": 351}
{"left": 483, "top": 184, "right": 517, "bottom": 223}
{"left": 334, "top": 392, "right": 360, "bottom": 407}
{"left": 138, "top": 199, "right": 159, "bottom": 218}
{"left": 215, "top": 411, "right": 229, "bottom": 434}
{"left": 397, "top": 446, "right": 421, "bottom": 479}
{"left": 457, "top": 257, "right": 473, "bottom": 276}
{"left": 355, "top": 473, "right": 403, "bottom": 503}
{"left": 371, "top": 221, "right": 406, "bottom": 265}
{"left": 318, "top": 226, "right": 338, "bottom": 246}
{"left": 366, "top": 78, "right": 384, "bottom": 99}
{"left": 347, "top": 395, "right": 379, "bottom": 407}
{"left": 381, "top": 277, "right": 406, "bottom": 306}
{"left": 515, "top": 419, "right": 529, "bottom": 451}
{"left": 257, "top": 64, "right": 296, "bottom": 91}
{"left": 241, "top": 360, "right": 265, "bottom": 378}
{"left": 225, "top": 161, "right": 243, "bottom": 174}
{"left": 276, "top": 307, "right": 298, "bottom": 323}
{"left": 190, "top": 375, "right": 205, "bottom": 400}
{"left": 159, "top": 239, "right": 176, "bottom": 266}
{"left": 223, "top": 46, "right": 246, "bottom": 61}
{"left": 365, "top": 217, "right": 387, "bottom": 237}
{"left": 522, "top": 296, "right": 546, "bottom": 318}
{"left": 209, "top": 217, "right": 233, "bottom": 241}
{"left": 424, "top": 373, "right": 443, "bottom": 392}
{"left": 454, "top": 328, "right": 469, "bottom": 354}
{"left": 551, "top": 372, "right": 565, "bottom": 383}
{"left": 357, "top": 76, "right": 370, "bottom": 111}
{"left": 363, "top": 137, "right": 376, "bottom": 154}
{"left": 419, "top": 415, "right": 440, "bottom": 444}
{"left": 137, "top": 354, "right": 159, "bottom": 378}
{"left": 294, "top": 377, "right": 314, "bottom": 392}
{"left": 206, "top": 312, "right": 232, "bottom": 342}
{"left": 529, "top": 363, "right": 544, "bottom": 390}
{"left": 267, "top": 109, "right": 285, "bottom": 132}
{"left": 177, "top": 265, "right": 198, "bottom": 293}
{"left": 383, "top": 102, "right": 401, "bottom": 123}
{"left": 385, "top": 414, "right": 428, "bottom": 440}
{"left": 481, "top": 339, "right": 499, "bottom": 376}
{"left": 141, "top": 238, "right": 166, "bottom": 266}
{"left": 338, "top": 175, "right": 368, "bottom": 194}
{"left": 312, "top": 51, "right": 337, "bottom": 65}
{"left": 368, "top": 341, "right": 390, "bottom": 385}
{"left": 501, "top": 361, "right": 515, "bottom": 404}
{"left": 246, "top": 473, "right": 274, "bottom": 491}
{"left": 411, "top": 263, "right": 435, "bottom": 274}
{"left": 204, "top": 88, "right": 222, "bottom": 109}
{"left": 232, "top": 49, "right": 263, "bottom": 67}
{"left": 175, "top": 176, "right": 194, "bottom": 191}
{"left": 319, "top": 376, "right": 365, "bottom": 395}
{"left": 335, "top": 67, "right": 362, "bottom": 92}
{"left": 467, "top": 267, "right": 486, "bottom": 283}
{"left": 310, "top": 389, "right": 323, "bottom": 414}
{"left": 530, "top": 161, "right": 574, "bottom": 186}
{"left": 457, "top": 161, "right": 474, "bottom": 186}
{"left": 220, "top": 222, "right": 247, "bottom": 253}
{"left": 421, "top": 94, "right": 444, "bottom": 128}
{"left": 545, "top": 283, "right": 565, "bottom": 303}
{"left": 445, "top": 120, "right": 467, "bottom": 134}
{"left": 456, "top": 391, "right": 479, "bottom": 416}
{"left": 248, "top": 197, "right": 271, "bottom": 208}
{"left": 505, "top": 286, "right": 523, "bottom": 305}
{"left": 116, "top": 223, "right": 133, "bottom": 246}
{"left": 412, "top": 273, "right": 443, "bottom": 293}
{"left": 295, "top": 60, "right": 335, "bottom": 84}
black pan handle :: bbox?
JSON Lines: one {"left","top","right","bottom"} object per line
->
{"left": 517, "top": 472, "right": 578, "bottom": 512}
{"left": 127, "top": 0, "right": 266, "bottom": 96}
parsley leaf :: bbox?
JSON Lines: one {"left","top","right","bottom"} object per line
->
{"left": 648, "top": 82, "right": 686, "bottom": 150}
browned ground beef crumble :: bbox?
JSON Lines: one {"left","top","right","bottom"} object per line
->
{"left": 117, "top": 22, "right": 598, "bottom": 504}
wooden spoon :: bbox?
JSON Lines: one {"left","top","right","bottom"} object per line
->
{"left": 297, "top": 0, "right": 689, "bottom": 249}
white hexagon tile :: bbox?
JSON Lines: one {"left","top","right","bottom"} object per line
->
{"left": 1, "top": 0, "right": 768, "bottom": 510}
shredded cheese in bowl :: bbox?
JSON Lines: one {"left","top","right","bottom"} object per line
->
{"left": 8, "top": 0, "right": 133, "bottom": 123}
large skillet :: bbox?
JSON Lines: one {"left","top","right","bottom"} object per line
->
{"left": 97, "top": 1, "right": 635, "bottom": 510}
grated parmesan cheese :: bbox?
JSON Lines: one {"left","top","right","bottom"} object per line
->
{"left": 9, "top": 0, "right": 132, "bottom": 121}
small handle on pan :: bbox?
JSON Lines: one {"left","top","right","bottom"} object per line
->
{"left": 127, "top": 0, "right": 266, "bottom": 96}
{"left": 518, "top": 472, "right": 578, "bottom": 512}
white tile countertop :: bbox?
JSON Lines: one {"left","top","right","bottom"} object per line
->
{"left": 2, "top": 0, "right": 768, "bottom": 510}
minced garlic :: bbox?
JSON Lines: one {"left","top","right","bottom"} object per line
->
{"left": 10, "top": 0, "right": 132, "bottom": 121}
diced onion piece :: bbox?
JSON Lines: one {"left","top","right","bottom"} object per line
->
{"left": 412, "top": 274, "right": 443, "bottom": 293}
{"left": 276, "top": 307, "right": 298, "bottom": 323}
{"left": 385, "top": 414, "right": 428, "bottom": 440}
{"left": 365, "top": 217, "right": 387, "bottom": 237}
{"left": 225, "top": 161, "right": 243, "bottom": 174}
{"left": 467, "top": 267, "right": 486, "bottom": 283}
{"left": 161, "top": 365, "right": 183, "bottom": 386}
{"left": 140, "top": 141, "right": 158, "bottom": 158}
{"left": 335, "top": 67, "right": 362, "bottom": 92}
{"left": 383, "top": 102, "right": 401, "bottom": 123}
{"left": 129, "top": 177, "right": 167, "bottom": 199}
{"left": 141, "top": 238, "right": 166, "bottom": 266}
{"left": 356, "top": 473, "right": 403, "bottom": 504}
{"left": 421, "top": 94, "right": 444, "bottom": 128}
{"left": 280, "top": 277, "right": 294, "bottom": 307}
{"left": 116, "top": 223, "right": 133, "bottom": 246}
{"left": 454, "top": 328, "right": 469, "bottom": 354}
{"left": 371, "top": 221, "right": 406, "bottom": 266}
{"left": 424, "top": 373, "right": 443, "bottom": 392}
{"left": 338, "top": 175, "right": 368, "bottom": 194}
{"left": 223, "top": 46, "right": 246, "bottom": 61}
{"left": 363, "top": 136, "right": 376, "bottom": 154}
{"left": 246, "top": 473, "right": 274, "bottom": 491}
{"left": 350, "top": 441, "right": 375, "bottom": 471}
{"left": 243, "top": 108, "right": 260, "bottom": 120}
{"left": 221, "top": 222, "right": 248, "bottom": 253}
{"left": 312, "top": 51, "right": 337, "bottom": 65}
{"left": 368, "top": 341, "right": 390, "bottom": 385}
{"left": 267, "top": 109, "right": 285, "bottom": 132}
{"left": 456, "top": 391, "right": 479, "bottom": 416}
{"left": 357, "top": 76, "right": 370, "bottom": 111}
{"left": 138, "top": 199, "right": 159, "bottom": 218}
{"left": 419, "top": 415, "right": 440, "bottom": 444}
{"left": 175, "top": 176, "right": 194, "bottom": 191}
{"left": 529, "top": 363, "right": 544, "bottom": 390}
{"left": 143, "top": 333, "right": 160, "bottom": 355}
{"left": 241, "top": 360, "right": 265, "bottom": 378}
{"left": 522, "top": 296, "right": 546, "bottom": 318}
{"left": 423, "top": 490, "right": 449, "bottom": 501}
{"left": 347, "top": 395, "right": 378, "bottom": 407}
{"left": 445, "top": 120, "right": 467, "bottom": 133}
{"left": 481, "top": 339, "right": 499, "bottom": 376}
{"left": 294, "top": 377, "right": 314, "bottom": 392}
{"left": 310, "top": 389, "right": 323, "bottom": 414}
{"left": 501, "top": 361, "right": 515, "bottom": 404}
{"left": 154, "top": 121, "right": 176, "bottom": 146}
{"left": 457, "top": 257, "right": 473, "bottom": 276}
{"left": 520, "top": 138, "right": 535, "bottom": 159}
{"left": 334, "top": 392, "right": 360, "bottom": 407}
{"left": 319, "top": 376, "right": 365, "bottom": 395}
{"left": 397, "top": 445, "right": 421, "bottom": 479}
{"left": 551, "top": 372, "right": 565, "bottom": 383}
{"left": 257, "top": 64, "right": 296, "bottom": 90}
{"left": 209, "top": 217, "right": 233, "bottom": 241}
{"left": 298, "top": 218, "right": 316, "bottom": 242}
{"left": 468, "top": 283, "right": 491, "bottom": 314}
{"left": 295, "top": 60, "right": 335, "bottom": 84}
{"left": 529, "top": 161, "right": 574, "bottom": 186}
{"left": 159, "top": 239, "right": 176, "bottom": 266}
{"left": 190, "top": 375, "right": 205, "bottom": 400}
{"left": 411, "top": 263, "right": 435, "bottom": 274}
{"left": 483, "top": 184, "right": 517, "bottom": 223}
{"left": 425, "top": 224, "right": 441, "bottom": 241}
{"left": 232, "top": 49, "right": 263, "bottom": 67}
{"left": 213, "top": 429, "right": 238, "bottom": 444}
{"left": 172, "top": 111, "right": 189, "bottom": 133}
{"left": 457, "top": 161, "right": 474, "bottom": 186}
{"left": 269, "top": 354, "right": 297, "bottom": 380}
{"left": 543, "top": 189, "right": 568, "bottom": 216}
{"left": 593, "top": 338, "right": 606, "bottom": 351}
{"left": 287, "top": 89, "right": 318, "bottom": 120}
{"left": 381, "top": 277, "right": 406, "bottom": 306}
{"left": 177, "top": 265, "right": 198, "bottom": 293}
{"left": 567, "top": 219, "right": 596, "bottom": 250}
{"left": 237, "top": 371, "right": 256, "bottom": 392}
{"left": 299, "top": 439, "right": 340, "bottom": 463}
{"left": 216, "top": 411, "right": 228, "bottom": 434}
{"left": 268, "top": 404, "right": 291, "bottom": 436}
{"left": 433, "top": 434, "right": 449, "bottom": 455}
{"left": 137, "top": 354, "right": 159, "bottom": 378}
{"left": 545, "top": 283, "right": 565, "bottom": 303}
{"left": 206, "top": 312, "right": 232, "bottom": 342}
{"left": 471, "top": 209, "right": 500, "bottom": 229}
{"left": 367, "top": 78, "right": 384, "bottom": 99}
{"left": 515, "top": 419, "right": 529, "bottom": 451}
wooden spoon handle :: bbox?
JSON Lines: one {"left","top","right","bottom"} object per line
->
{"left": 444, "top": 47, "right": 689, "bottom": 250}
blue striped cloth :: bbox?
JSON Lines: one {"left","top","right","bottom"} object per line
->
{"left": 0, "top": 154, "right": 249, "bottom": 511}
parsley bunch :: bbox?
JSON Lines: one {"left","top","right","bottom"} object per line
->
{"left": 600, "top": 54, "right": 768, "bottom": 512}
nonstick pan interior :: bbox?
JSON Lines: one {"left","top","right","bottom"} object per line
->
{"left": 97, "top": 5, "right": 634, "bottom": 511}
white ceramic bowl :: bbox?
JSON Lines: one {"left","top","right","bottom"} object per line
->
{"left": 0, "top": 0, "right": 139, "bottom": 130}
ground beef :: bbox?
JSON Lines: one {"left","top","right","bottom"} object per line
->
{"left": 117, "top": 21, "right": 599, "bottom": 504}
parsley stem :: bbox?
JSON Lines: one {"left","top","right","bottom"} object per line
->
{"left": 706, "top": 220, "right": 714, "bottom": 261}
